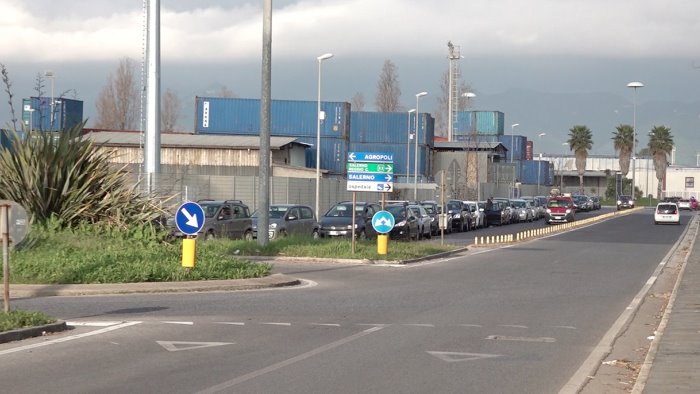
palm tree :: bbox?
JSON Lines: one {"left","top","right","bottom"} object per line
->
{"left": 612, "top": 124, "right": 634, "bottom": 193}
{"left": 567, "top": 125, "right": 594, "bottom": 194}
{"left": 648, "top": 125, "right": 674, "bottom": 199}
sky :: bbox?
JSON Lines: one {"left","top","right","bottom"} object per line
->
{"left": 1, "top": 0, "right": 699, "bottom": 164}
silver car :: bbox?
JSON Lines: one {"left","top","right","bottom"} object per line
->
{"left": 252, "top": 204, "right": 319, "bottom": 240}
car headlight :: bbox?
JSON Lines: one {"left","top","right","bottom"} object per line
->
{"left": 546, "top": 209, "right": 552, "bottom": 213}
{"left": 395, "top": 220, "right": 407, "bottom": 227}
{"left": 630, "top": 200, "right": 634, "bottom": 204}
{"left": 269, "top": 222, "right": 277, "bottom": 229}
{"left": 453, "top": 213, "right": 460, "bottom": 218}
{"left": 430, "top": 217, "right": 435, "bottom": 222}
{"left": 617, "top": 200, "right": 622, "bottom": 204}
{"left": 566, "top": 209, "right": 571, "bottom": 213}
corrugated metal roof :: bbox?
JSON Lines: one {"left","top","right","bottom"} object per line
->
{"left": 82, "top": 131, "right": 309, "bottom": 150}
{"left": 433, "top": 141, "right": 506, "bottom": 151}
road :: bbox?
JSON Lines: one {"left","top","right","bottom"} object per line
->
{"left": 0, "top": 208, "right": 688, "bottom": 393}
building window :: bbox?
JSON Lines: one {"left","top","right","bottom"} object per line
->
{"left": 685, "top": 177, "right": 694, "bottom": 189}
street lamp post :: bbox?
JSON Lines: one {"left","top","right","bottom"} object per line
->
{"left": 406, "top": 108, "right": 415, "bottom": 182}
{"left": 315, "top": 53, "right": 333, "bottom": 220}
{"left": 627, "top": 81, "right": 644, "bottom": 197}
{"left": 414, "top": 91, "right": 428, "bottom": 200}
{"left": 537, "top": 133, "right": 546, "bottom": 194}
{"left": 45, "top": 71, "right": 54, "bottom": 130}
{"left": 509, "top": 123, "right": 519, "bottom": 198}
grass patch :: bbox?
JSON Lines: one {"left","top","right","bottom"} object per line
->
{"left": 6, "top": 225, "right": 271, "bottom": 284}
{"left": 0, "top": 310, "right": 57, "bottom": 332}
{"left": 230, "top": 235, "right": 459, "bottom": 260}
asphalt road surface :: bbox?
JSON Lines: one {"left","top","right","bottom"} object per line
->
{"left": 1, "top": 208, "right": 688, "bottom": 393}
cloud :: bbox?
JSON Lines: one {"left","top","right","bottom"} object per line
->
{"left": 1, "top": 0, "right": 699, "bottom": 64}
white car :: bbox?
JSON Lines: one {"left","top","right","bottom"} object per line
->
{"left": 463, "top": 200, "right": 486, "bottom": 229}
{"left": 654, "top": 202, "right": 680, "bottom": 225}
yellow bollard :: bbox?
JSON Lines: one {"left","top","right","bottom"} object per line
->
{"left": 182, "top": 237, "right": 196, "bottom": 268}
{"left": 377, "top": 234, "right": 389, "bottom": 255}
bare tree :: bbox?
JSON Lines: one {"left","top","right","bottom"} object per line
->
{"left": 375, "top": 59, "right": 402, "bottom": 112}
{"left": 350, "top": 92, "right": 365, "bottom": 111}
{"left": 95, "top": 57, "right": 140, "bottom": 130}
{"left": 161, "top": 88, "right": 181, "bottom": 132}
{"left": 1, "top": 63, "right": 19, "bottom": 131}
{"left": 218, "top": 85, "right": 237, "bottom": 98}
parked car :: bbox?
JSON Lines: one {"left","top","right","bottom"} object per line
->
{"left": 384, "top": 203, "right": 420, "bottom": 241}
{"left": 493, "top": 197, "right": 516, "bottom": 224}
{"left": 590, "top": 196, "right": 601, "bottom": 210}
{"left": 511, "top": 198, "right": 535, "bottom": 222}
{"left": 521, "top": 196, "right": 544, "bottom": 220}
{"left": 545, "top": 196, "right": 576, "bottom": 224}
{"left": 167, "top": 199, "right": 254, "bottom": 240}
{"left": 318, "top": 201, "right": 380, "bottom": 239}
{"left": 447, "top": 200, "right": 470, "bottom": 232}
{"left": 464, "top": 200, "right": 486, "bottom": 229}
{"left": 408, "top": 203, "right": 432, "bottom": 239}
{"left": 573, "top": 195, "right": 593, "bottom": 212}
{"left": 436, "top": 203, "right": 454, "bottom": 234}
{"left": 251, "top": 204, "right": 319, "bottom": 240}
{"left": 677, "top": 198, "right": 691, "bottom": 210}
{"left": 617, "top": 195, "right": 635, "bottom": 210}
{"left": 420, "top": 200, "right": 440, "bottom": 235}
{"left": 654, "top": 202, "right": 680, "bottom": 225}
{"left": 484, "top": 200, "right": 509, "bottom": 226}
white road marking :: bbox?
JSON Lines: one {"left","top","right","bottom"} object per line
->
{"left": 486, "top": 335, "right": 556, "bottom": 343}
{"left": 261, "top": 322, "right": 291, "bottom": 326}
{"left": 162, "top": 321, "right": 194, "bottom": 325}
{"left": 66, "top": 321, "right": 124, "bottom": 327}
{"left": 554, "top": 325, "right": 577, "bottom": 330}
{"left": 427, "top": 351, "right": 502, "bottom": 363}
{"left": 459, "top": 324, "right": 483, "bottom": 328}
{"left": 310, "top": 323, "right": 341, "bottom": 327}
{"left": 0, "top": 321, "right": 142, "bottom": 356}
{"left": 216, "top": 322, "right": 246, "bottom": 326}
{"left": 356, "top": 323, "right": 390, "bottom": 327}
{"left": 498, "top": 324, "right": 528, "bottom": 329}
{"left": 157, "top": 341, "right": 234, "bottom": 352}
{"left": 403, "top": 324, "right": 435, "bottom": 327}
{"left": 195, "top": 326, "right": 386, "bottom": 394}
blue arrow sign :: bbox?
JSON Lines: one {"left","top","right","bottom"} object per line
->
{"left": 175, "top": 201, "right": 205, "bottom": 235}
{"left": 348, "top": 172, "right": 394, "bottom": 182}
{"left": 347, "top": 152, "right": 394, "bottom": 163}
{"left": 372, "top": 210, "right": 395, "bottom": 234}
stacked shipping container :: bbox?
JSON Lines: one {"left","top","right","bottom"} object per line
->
{"left": 452, "top": 111, "right": 505, "bottom": 137}
{"left": 22, "top": 97, "right": 83, "bottom": 132}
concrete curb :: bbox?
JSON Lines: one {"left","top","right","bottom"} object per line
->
{"left": 243, "top": 246, "right": 471, "bottom": 265}
{"left": 10, "top": 273, "right": 301, "bottom": 298}
{"left": 0, "top": 320, "right": 68, "bottom": 344}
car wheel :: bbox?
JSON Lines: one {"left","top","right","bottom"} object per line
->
{"left": 243, "top": 231, "right": 253, "bottom": 241}
{"left": 425, "top": 228, "right": 431, "bottom": 239}
{"left": 357, "top": 230, "right": 367, "bottom": 240}
{"left": 312, "top": 230, "right": 320, "bottom": 239}
{"left": 205, "top": 231, "right": 215, "bottom": 241}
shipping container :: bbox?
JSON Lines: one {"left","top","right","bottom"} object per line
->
{"left": 520, "top": 160, "right": 552, "bottom": 185}
{"left": 499, "top": 135, "right": 528, "bottom": 161}
{"left": 1, "top": 129, "right": 11, "bottom": 150}
{"left": 194, "top": 97, "right": 350, "bottom": 138}
{"left": 22, "top": 97, "right": 83, "bottom": 132}
{"left": 350, "top": 111, "right": 434, "bottom": 146}
{"left": 453, "top": 111, "right": 504, "bottom": 136}
{"left": 296, "top": 136, "right": 347, "bottom": 175}
{"left": 349, "top": 142, "right": 431, "bottom": 181}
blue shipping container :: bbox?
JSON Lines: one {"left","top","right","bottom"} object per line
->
{"left": 23, "top": 97, "right": 83, "bottom": 132}
{"left": 296, "top": 136, "right": 347, "bottom": 175}
{"left": 195, "top": 97, "right": 350, "bottom": 138}
{"left": 520, "top": 160, "right": 551, "bottom": 185}
{"left": 475, "top": 111, "right": 504, "bottom": 135}
{"left": 350, "top": 111, "right": 434, "bottom": 146}
{"left": 499, "top": 135, "right": 528, "bottom": 161}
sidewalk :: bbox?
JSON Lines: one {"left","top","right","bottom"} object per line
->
{"left": 638, "top": 222, "right": 700, "bottom": 393}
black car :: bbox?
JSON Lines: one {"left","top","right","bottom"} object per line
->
{"left": 447, "top": 200, "right": 471, "bottom": 232}
{"left": 484, "top": 200, "right": 509, "bottom": 226}
{"left": 318, "top": 201, "right": 380, "bottom": 239}
{"left": 420, "top": 200, "right": 440, "bottom": 235}
{"left": 384, "top": 203, "right": 420, "bottom": 241}
{"left": 617, "top": 195, "right": 635, "bottom": 210}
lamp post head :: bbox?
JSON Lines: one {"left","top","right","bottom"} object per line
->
{"left": 538, "top": 132, "right": 546, "bottom": 137}
{"left": 317, "top": 53, "right": 333, "bottom": 61}
{"left": 44, "top": 70, "right": 54, "bottom": 78}
{"left": 511, "top": 123, "right": 519, "bottom": 130}
{"left": 408, "top": 108, "right": 416, "bottom": 113}
{"left": 416, "top": 91, "right": 428, "bottom": 98}
{"left": 627, "top": 81, "right": 644, "bottom": 89}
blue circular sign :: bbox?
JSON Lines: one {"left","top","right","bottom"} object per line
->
{"left": 372, "top": 210, "right": 395, "bottom": 234}
{"left": 175, "top": 201, "right": 205, "bottom": 235}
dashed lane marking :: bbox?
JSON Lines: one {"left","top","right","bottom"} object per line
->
{"left": 157, "top": 341, "right": 234, "bottom": 352}
{"left": 486, "top": 335, "right": 556, "bottom": 343}
{"left": 66, "top": 321, "right": 124, "bottom": 327}
{"left": 427, "top": 351, "right": 503, "bottom": 363}
{"left": 162, "top": 321, "right": 194, "bottom": 325}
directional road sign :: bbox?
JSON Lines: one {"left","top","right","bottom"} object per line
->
{"left": 372, "top": 210, "right": 395, "bottom": 234}
{"left": 347, "top": 182, "right": 393, "bottom": 192}
{"left": 175, "top": 201, "right": 205, "bottom": 235}
{"left": 347, "top": 152, "right": 393, "bottom": 163}
{"left": 346, "top": 162, "right": 393, "bottom": 173}
{"left": 347, "top": 173, "right": 394, "bottom": 182}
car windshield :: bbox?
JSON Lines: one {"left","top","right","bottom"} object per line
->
{"left": 658, "top": 204, "right": 678, "bottom": 213}
{"left": 385, "top": 205, "right": 407, "bottom": 219}
{"left": 513, "top": 201, "right": 527, "bottom": 208}
{"left": 548, "top": 200, "right": 568, "bottom": 208}
{"left": 422, "top": 205, "right": 435, "bottom": 214}
{"left": 251, "top": 206, "right": 289, "bottom": 219}
{"left": 325, "top": 204, "right": 354, "bottom": 217}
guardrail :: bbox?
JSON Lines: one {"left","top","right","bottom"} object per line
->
{"left": 473, "top": 207, "right": 643, "bottom": 246}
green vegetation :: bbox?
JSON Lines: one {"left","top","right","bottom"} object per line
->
{"left": 231, "top": 235, "right": 459, "bottom": 261}
{"left": 6, "top": 223, "right": 271, "bottom": 284}
{"left": 0, "top": 310, "right": 57, "bottom": 332}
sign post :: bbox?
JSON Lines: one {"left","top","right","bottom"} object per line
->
{"left": 347, "top": 152, "right": 394, "bottom": 255}
{"left": 175, "top": 201, "right": 205, "bottom": 268}
{"left": 1, "top": 200, "right": 29, "bottom": 313}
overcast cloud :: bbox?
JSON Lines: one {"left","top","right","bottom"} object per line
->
{"left": 1, "top": 0, "right": 699, "bottom": 163}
